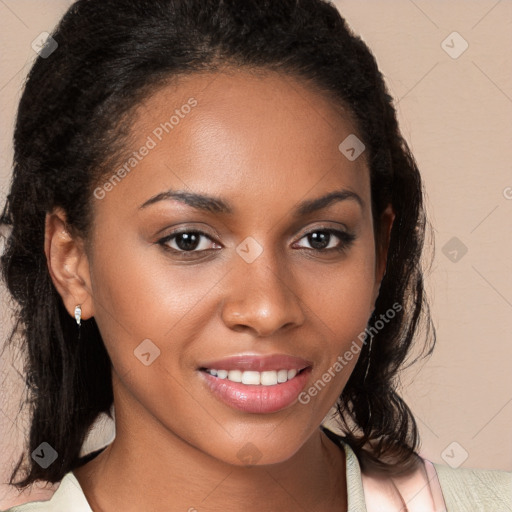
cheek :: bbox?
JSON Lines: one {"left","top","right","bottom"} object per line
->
{"left": 297, "top": 256, "right": 376, "bottom": 414}
{"left": 298, "top": 235, "right": 376, "bottom": 404}
{"left": 89, "top": 225, "right": 189, "bottom": 322}
{"left": 306, "top": 240, "right": 377, "bottom": 340}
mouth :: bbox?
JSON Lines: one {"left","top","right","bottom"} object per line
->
{"left": 197, "top": 354, "right": 313, "bottom": 414}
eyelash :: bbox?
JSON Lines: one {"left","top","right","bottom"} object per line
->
{"left": 157, "top": 227, "right": 356, "bottom": 258}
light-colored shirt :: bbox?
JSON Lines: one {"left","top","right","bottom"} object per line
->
{"left": 3, "top": 435, "right": 512, "bottom": 511}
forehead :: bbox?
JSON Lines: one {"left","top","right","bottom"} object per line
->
{"left": 91, "top": 68, "right": 370, "bottom": 222}
{"left": 132, "top": 68, "right": 362, "bottom": 161}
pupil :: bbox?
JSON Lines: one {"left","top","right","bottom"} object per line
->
{"left": 309, "top": 231, "right": 329, "bottom": 250}
{"left": 177, "top": 232, "right": 200, "bottom": 251}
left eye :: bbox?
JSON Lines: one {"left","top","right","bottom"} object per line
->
{"left": 158, "top": 228, "right": 355, "bottom": 255}
{"left": 294, "top": 228, "right": 355, "bottom": 252}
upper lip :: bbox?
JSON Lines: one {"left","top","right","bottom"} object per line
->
{"left": 198, "top": 354, "right": 313, "bottom": 372}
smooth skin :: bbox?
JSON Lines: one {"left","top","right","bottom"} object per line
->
{"left": 45, "top": 68, "right": 394, "bottom": 511}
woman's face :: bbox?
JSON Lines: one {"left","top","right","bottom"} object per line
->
{"left": 74, "top": 69, "right": 392, "bottom": 465}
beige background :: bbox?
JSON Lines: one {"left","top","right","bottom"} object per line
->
{"left": 1, "top": 0, "right": 511, "bottom": 508}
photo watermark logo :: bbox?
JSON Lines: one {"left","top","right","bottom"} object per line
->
{"left": 298, "top": 302, "right": 402, "bottom": 404}
{"left": 93, "top": 97, "right": 198, "bottom": 200}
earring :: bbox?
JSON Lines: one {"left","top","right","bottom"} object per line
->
{"left": 74, "top": 304, "right": 82, "bottom": 340}
{"left": 74, "top": 304, "right": 82, "bottom": 326}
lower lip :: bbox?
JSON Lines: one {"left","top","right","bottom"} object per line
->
{"left": 199, "top": 368, "right": 311, "bottom": 414}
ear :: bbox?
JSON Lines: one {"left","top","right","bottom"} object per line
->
{"left": 44, "top": 207, "right": 95, "bottom": 322}
{"left": 372, "top": 204, "right": 395, "bottom": 305}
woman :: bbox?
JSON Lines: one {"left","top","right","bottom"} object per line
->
{"left": 1, "top": 0, "right": 510, "bottom": 510}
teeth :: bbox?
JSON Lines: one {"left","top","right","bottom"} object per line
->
{"left": 227, "top": 370, "right": 242, "bottom": 382}
{"left": 205, "top": 368, "right": 302, "bottom": 385}
{"left": 242, "top": 371, "right": 260, "bottom": 385}
{"left": 260, "top": 371, "right": 278, "bottom": 386}
{"left": 287, "top": 369, "right": 297, "bottom": 379}
{"left": 277, "top": 369, "right": 288, "bottom": 383}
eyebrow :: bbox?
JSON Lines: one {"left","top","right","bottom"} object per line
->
{"left": 139, "top": 188, "right": 364, "bottom": 216}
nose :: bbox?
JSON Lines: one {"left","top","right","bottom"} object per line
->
{"left": 220, "top": 249, "right": 305, "bottom": 337}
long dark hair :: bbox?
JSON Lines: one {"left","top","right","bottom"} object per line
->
{"left": 1, "top": 0, "right": 435, "bottom": 490}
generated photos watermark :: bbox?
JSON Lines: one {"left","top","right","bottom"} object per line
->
{"left": 298, "top": 302, "right": 402, "bottom": 404}
{"left": 93, "top": 97, "right": 198, "bottom": 200}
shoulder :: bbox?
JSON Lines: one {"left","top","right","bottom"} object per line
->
{"left": 433, "top": 461, "right": 512, "bottom": 511}
{"left": 2, "top": 472, "right": 92, "bottom": 512}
